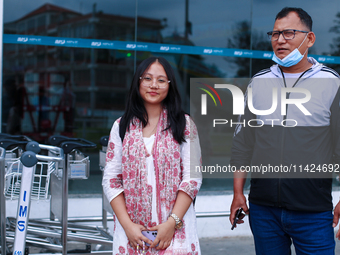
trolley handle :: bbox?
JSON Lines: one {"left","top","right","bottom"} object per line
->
{"left": 49, "top": 135, "right": 85, "bottom": 147}
{"left": 60, "top": 140, "right": 97, "bottom": 154}
{"left": 21, "top": 150, "right": 64, "bottom": 167}
{"left": 100, "top": 136, "right": 109, "bottom": 147}
{"left": 0, "top": 133, "right": 32, "bottom": 141}
{"left": 0, "top": 139, "right": 29, "bottom": 150}
{"left": 25, "top": 141, "right": 64, "bottom": 156}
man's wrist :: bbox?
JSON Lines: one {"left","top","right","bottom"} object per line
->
{"left": 234, "top": 191, "right": 245, "bottom": 197}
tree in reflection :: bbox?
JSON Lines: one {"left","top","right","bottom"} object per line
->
{"left": 329, "top": 12, "right": 340, "bottom": 73}
{"left": 226, "top": 20, "right": 273, "bottom": 78}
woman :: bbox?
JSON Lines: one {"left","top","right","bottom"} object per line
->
{"left": 102, "top": 56, "right": 202, "bottom": 254}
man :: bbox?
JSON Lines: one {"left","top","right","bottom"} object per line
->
{"left": 230, "top": 7, "right": 340, "bottom": 255}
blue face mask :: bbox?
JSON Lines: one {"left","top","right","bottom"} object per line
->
{"left": 272, "top": 34, "right": 308, "bottom": 67}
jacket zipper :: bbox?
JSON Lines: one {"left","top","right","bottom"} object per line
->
{"left": 277, "top": 67, "right": 311, "bottom": 207}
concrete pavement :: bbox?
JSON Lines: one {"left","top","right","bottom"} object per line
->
{"left": 200, "top": 236, "right": 340, "bottom": 255}
{"left": 5, "top": 193, "right": 340, "bottom": 254}
{"left": 200, "top": 236, "right": 255, "bottom": 255}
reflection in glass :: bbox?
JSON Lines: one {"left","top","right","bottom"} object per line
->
{"left": 4, "top": 1, "right": 340, "bottom": 192}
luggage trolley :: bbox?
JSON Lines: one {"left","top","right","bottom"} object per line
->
{"left": 12, "top": 147, "right": 64, "bottom": 255}
{"left": 10, "top": 140, "right": 112, "bottom": 254}
{"left": 0, "top": 139, "right": 64, "bottom": 254}
{"left": 0, "top": 134, "right": 33, "bottom": 201}
{"left": 0, "top": 136, "right": 32, "bottom": 255}
{"left": 3, "top": 142, "right": 56, "bottom": 202}
{"left": 1, "top": 135, "right": 31, "bottom": 191}
{"left": 48, "top": 135, "right": 112, "bottom": 254}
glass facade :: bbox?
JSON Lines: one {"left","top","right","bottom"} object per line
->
{"left": 2, "top": 0, "right": 340, "bottom": 193}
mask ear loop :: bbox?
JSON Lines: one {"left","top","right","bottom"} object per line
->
{"left": 297, "top": 33, "right": 309, "bottom": 55}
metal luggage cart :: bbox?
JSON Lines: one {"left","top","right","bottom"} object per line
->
{"left": 48, "top": 135, "right": 112, "bottom": 255}
{"left": 1, "top": 142, "right": 24, "bottom": 203}
{"left": 52, "top": 146, "right": 90, "bottom": 180}
{"left": 4, "top": 147, "right": 56, "bottom": 201}
{"left": 0, "top": 135, "right": 33, "bottom": 201}
{"left": 0, "top": 136, "right": 32, "bottom": 255}
{"left": 0, "top": 139, "right": 64, "bottom": 255}
{"left": 0, "top": 137, "right": 59, "bottom": 201}
{"left": 11, "top": 149, "right": 64, "bottom": 255}
{"left": 2, "top": 135, "right": 112, "bottom": 255}
{"left": 0, "top": 135, "right": 32, "bottom": 179}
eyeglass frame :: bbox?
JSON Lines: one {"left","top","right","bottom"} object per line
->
{"left": 267, "top": 29, "right": 309, "bottom": 41}
{"left": 139, "top": 75, "right": 170, "bottom": 89}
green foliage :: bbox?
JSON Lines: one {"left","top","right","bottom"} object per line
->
{"left": 327, "top": 12, "right": 340, "bottom": 72}
{"left": 226, "top": 20, "right": 273, "bottom": 77}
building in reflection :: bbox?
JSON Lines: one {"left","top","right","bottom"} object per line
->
{"left": 3, "top": 3, "right": 223, "bottom": 142}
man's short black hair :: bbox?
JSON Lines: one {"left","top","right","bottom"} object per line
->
{"left": 276, "top": 7, "right": 313, "bottom": 31}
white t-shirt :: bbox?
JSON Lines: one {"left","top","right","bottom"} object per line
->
{"left": 283, "top": 72, "right": 304, "bottom": 87}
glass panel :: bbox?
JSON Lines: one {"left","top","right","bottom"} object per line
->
{"left": 3, "top": 0, "right": 340, "bottom": 194}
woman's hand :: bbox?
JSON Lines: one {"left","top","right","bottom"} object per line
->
{"left": 123, "top": 221, "right": 153, "bottom": 250}
{"left": 148, "top": 218, "right": 176, "bottom": 250}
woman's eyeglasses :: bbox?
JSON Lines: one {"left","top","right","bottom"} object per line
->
{"left": 140, "top": 75, "right": 170, "bottom": 88}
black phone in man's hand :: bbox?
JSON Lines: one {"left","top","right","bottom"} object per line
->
{"left": 231, "top": 208, "right": 246, "bottom": 230}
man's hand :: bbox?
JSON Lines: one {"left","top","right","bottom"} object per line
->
{"left": 230, "top": 193, "right": 249, "bottom": 228}
{"left": 123, "top": 222, "right": 152, "bottom": 250}
{"left": 333, "top": 200, "right": 340, "bottom": 240}
{"left": 148, "top": 219, "right": 176, "bottom": 250}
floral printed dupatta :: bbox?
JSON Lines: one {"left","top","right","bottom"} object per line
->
{"left": 121, "top": 108, "right": 182, "bottom": 227}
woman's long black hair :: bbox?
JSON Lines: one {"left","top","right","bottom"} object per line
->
{"left": 119, "top": 56, "right": 186, "bottom": 144}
